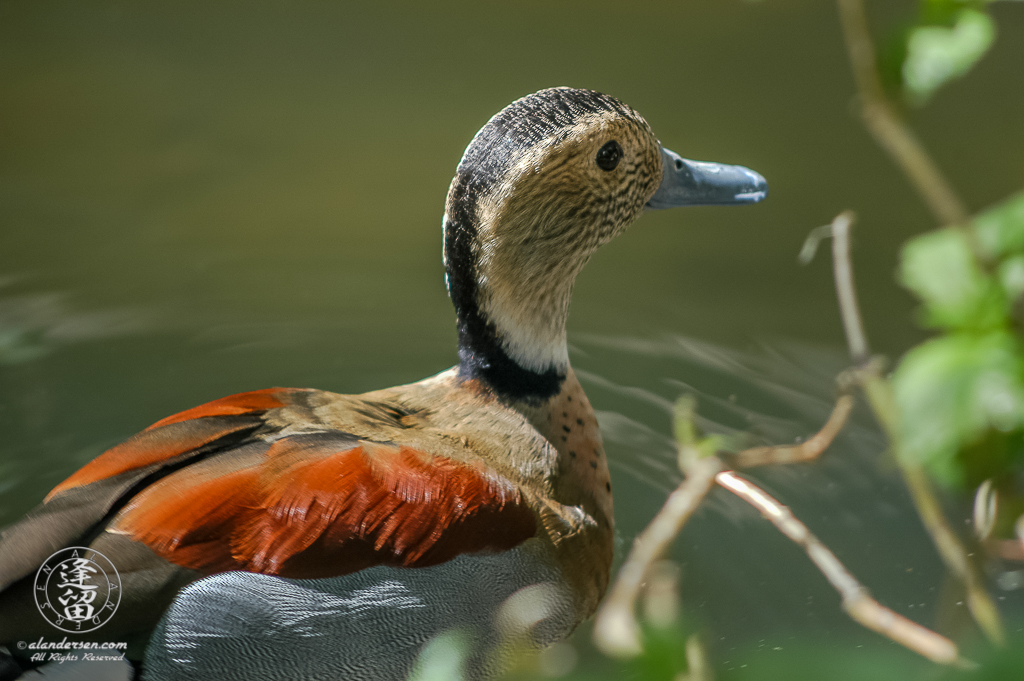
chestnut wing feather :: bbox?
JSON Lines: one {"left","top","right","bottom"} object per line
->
{"left": 45, "top": 388, "right": 302, "bottom": 499}
{"left": 2, "top": 388, "right": 536, "bottom": 590}
{"left": 113, "top": 433, "right": 537, "bottom": 579}
{"left": 0, "top": 413, "right": 269, "bottom": 590}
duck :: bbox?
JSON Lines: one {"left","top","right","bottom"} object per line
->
{"left": 0, "top": 87, "right": 766, "bottom": 681}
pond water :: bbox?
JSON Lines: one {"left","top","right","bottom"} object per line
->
{"left": 1, "top": 1, "right": 1023, "bottom": 678}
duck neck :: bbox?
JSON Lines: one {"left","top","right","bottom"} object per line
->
{"left": 454, "top": 272, "right": 572, "bottom": 402}
{"left": 444, "top": 177, "right": 588, "bottom": 403}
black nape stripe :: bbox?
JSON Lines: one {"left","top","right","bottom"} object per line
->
{"left": 459, "top": 338, "right": 564, "bottom": 403}
{"left": 445, "top": 174, "right": 564, "bottom": 403}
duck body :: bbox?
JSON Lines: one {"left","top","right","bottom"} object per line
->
{"left": 1, "top": 370, "right": 611, "bottom": 679}
{"left": 144, "top": 369, "right": 610, "bottom": 681}
{"left": 0, "top": 88, "right": 766, "bottom": 680}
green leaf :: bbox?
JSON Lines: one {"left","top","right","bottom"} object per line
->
{"left": 630, "top": 623, "right": 691, "bottom": 681}
{"left": 899, "top": 228, "right": 1007, "bottom": 330}
{"left": 920, "top": 0, "right": 979, "bottom": 27}
{"left": 998, "top": 255, "right": 1024, "bottom": 302}
{"left": 902, "top": 8, "right": 995, "bottom": 103}
{"left": 892, "top": 331, "right": 1024, "bottom": 485}
{"left": 973, "top": 191, "right": 1024, "bottom": 260}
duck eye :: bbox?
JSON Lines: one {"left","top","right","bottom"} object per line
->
{"left": 595, "top": 141, "right": 623, "bottom": 171}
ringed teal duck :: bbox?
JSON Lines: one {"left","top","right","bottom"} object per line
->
{"left": 0, "top": 87, "right": 766, "bottom": 680}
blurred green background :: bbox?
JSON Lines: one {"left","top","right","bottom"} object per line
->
{"left": 1, "top": 0, "right": 1023, "bottom": 678}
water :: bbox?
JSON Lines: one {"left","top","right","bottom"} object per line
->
{"left": 2, "top": 0, "right": 1023, "bottom": 677}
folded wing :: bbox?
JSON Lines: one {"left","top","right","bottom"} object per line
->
{"left": 1, "top": 388, "right": 536, "bottom": 590}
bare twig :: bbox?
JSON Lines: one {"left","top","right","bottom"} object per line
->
{"left": 593, "top": 455, "right": 726, "bottom": 658}
{"left": 836, "top": 0, "right": 969, "bottom": 227}
{"left": 798, "top": 224, "right": 835, "bottom": 265}
{"left": 716, "top": 471, "right": 972, "bottom": 668}
{"left": 595, "top": 396, "right": 976, "bottom": 667}
{"left": 854, "top": 343, "right": 1006, "bottom": 646}
{"left": 901, "top": 464, "right": 1007, "bottom": 646}
{"left": 798, "top": 212, "right": 869, "bottom": 363}
{"left": 830, "top": 212, "right": 870, "bottom": 364}
{"left": 729, "top": 393, "right": 854, "bottom": 468}
{"left": 821, "top": 200, "right": 1006, "bottom": 645}
{"left": 595, "top": 392, "right": 852, "bottom": 657}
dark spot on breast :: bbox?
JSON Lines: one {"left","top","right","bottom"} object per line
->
{"left": 576, "top": 418, "right": 584, "bottom": 426}
{"left": 606, "top": 481, "right": 612, "bottom": 492}
{"left": 569, "top": 450, "right": 577, "bottom": 458}
{"left": 562, "top": 412, "right": 568, "bottom": 417}
{"left": 566, "top": 396, "right": 572, "bottom": 402}
{"left": 561, "top": 435, "right": 567, "bottom": 442}
{"left": 590, "top": 461, "right": 598, "bottom": 470}
{"left": 562, "top": 425, "right": 571, "bottom": 433}
{"left": 594, "top": 449, "right": 601, "bottom": 457}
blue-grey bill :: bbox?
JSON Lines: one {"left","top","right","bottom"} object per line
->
{"left": 645, "top": 147, "right": 768, "bottom": 209}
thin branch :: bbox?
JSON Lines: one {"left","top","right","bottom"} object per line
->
{"left": 830, "top": 212, "right": 870, "bottom": 365}
{"left": 901, "top": 464, "right": 1007, "bottom": 646}
{"left": 596, "top": 391, "right": 855, "bottom": 656}
{"left": 836, "top": 0, "right": 969, "bottom": 227}
{"left": 845, "top": 338, "right": 1006, "bottom": 645}
{"left": 729, "top": 393, "right": 854, "bottom": 468}
{"left": 595, "top": 397, "right": 976, "bottom": 667}
{"left": 798, "top": 212, "right": 869, "bottom": 364}
{"left": 820, "top": 165, "right": 1006, "bottom": 645}
{"left": 830, "top": 260, "right": 1007, "bottom": 644}
{"left": 593, "top": 455, "right": 726, "bottom": 658}
{"left": 715, "top": 470, "right": 972, "bottom": 668}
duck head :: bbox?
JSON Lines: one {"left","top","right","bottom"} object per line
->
{"left": 444, "top": 87, "right": 766, "bottom": 403}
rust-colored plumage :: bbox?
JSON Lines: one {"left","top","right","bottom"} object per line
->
{"left": 146, "top": 388, "right": 291, "bottom": 429}
{"left": 40, "top": 387, "right": 538, "bottom": 580}
{"left": 109, "top": 420, "right": 536, "bottom": 579}
{"left": 46, "top": 388, "right": 302, "bottom": 499}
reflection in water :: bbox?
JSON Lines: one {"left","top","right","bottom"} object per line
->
{"left": 577, "top": 333, "right": 888, "bottom": 502}
{"left": 0, "top": 282, "right": 153, "bottom": 366}
{"left": 571, "top": 333, "right": 1022, "bottom": 670}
